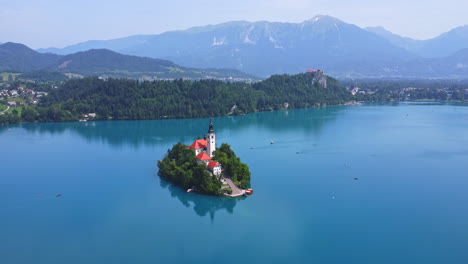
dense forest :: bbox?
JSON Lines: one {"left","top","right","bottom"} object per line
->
{"left": 0, "top": 71, "right": 353, "bottom": 125}
{"left": 3, "top": 72, "right": 465, "bottom": 126}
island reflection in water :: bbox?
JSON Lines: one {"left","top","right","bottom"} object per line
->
{"left": 159, "top": 178, "right": 242, "bottom": 221}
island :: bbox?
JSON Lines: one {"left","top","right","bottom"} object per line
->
{"left": 157, "top": 119, "right": 251, "bottom": 196}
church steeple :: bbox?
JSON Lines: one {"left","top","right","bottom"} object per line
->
{"left": 206, "top": 119, "right": 216, "bottom": 157}
{"left": 208, "top": 118, "right": 214, "bottom": 133}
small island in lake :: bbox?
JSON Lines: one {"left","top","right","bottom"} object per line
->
{"left": 158, "top": 119, "right": 251, "bottom": 196}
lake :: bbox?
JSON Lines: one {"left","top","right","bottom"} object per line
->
{"left": 1, "top": 102, "right": 468, "bottom": 264}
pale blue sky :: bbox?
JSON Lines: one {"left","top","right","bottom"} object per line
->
{"left": 1, "top": 0, "right": 466, "bottom": 49}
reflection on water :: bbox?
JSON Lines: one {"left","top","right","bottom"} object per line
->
{"left": 11, "top": 106, "right": 346, "bottom": 148}
{"left": 159, "top": 178, "right": 240, "bottom": 221}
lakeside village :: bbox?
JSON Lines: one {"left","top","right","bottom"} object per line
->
{"left": 0, "top": 84, "right": 47, "bottom": 109}
{"left": 0, "top": 83, "right": 97, "bottom": 120}
{"left": 349, "top": 86, "right": 468, "bottom": 101}
{"left": 157, "top": 120, "right": 252, "bottom": 197}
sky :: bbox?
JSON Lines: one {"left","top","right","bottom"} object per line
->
{"left": 1, "top": 0, "right": 467, "bottom": 49}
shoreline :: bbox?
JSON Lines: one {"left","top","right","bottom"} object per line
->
{"left": 0, "top": 100, "right": 360, "bottom": 127}
{"left": 2, "top": 100, "right": 467, "bottom": 127}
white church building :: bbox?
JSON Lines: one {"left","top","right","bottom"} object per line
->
{"left": 187, "top": 119, "right": 222, "bottom": 176}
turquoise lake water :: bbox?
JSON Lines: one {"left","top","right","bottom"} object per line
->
{"left": 1, "top": 102, "right": 468, "bottom": 264}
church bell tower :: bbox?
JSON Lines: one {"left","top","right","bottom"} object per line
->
{"left": 206, "top": 119, "right": 216, "bottom": 157}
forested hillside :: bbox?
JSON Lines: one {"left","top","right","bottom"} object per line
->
{"left": 0, "top": 72, "right": 353, "bottom": 125}
{"left": 40, "top": 72, "right": 350, "bottom": 119}
{"left": 0, "top": 42, "right": 255, "bottom": 80}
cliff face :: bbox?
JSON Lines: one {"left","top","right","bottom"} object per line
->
{"left": 309, "top": 71, "right": 328, "bottom": 88}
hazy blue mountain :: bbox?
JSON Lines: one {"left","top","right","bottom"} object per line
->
{"left": 36, "top": 16, "right": 418, "bottom": 77}
{"left": 49, "top": 49, "right": 256, "bottom": 79}
{"left": 400, "top": 48, "right": 468, "bottom": 78}
{"left": 37, "top": 35, "right": 154, "bottom": 55}
{"left": 365, "top": 26, "right": 423, "bottom": 53}
{"left": 50, "top": 49, "right": 177, "bottom": 73}
{"left": 0, "top": 42, "right": 60, "bottom": 72}
{"left": 0, "top": 43, "right": 255, "bottom": 79}
{"left": 366, "top": 25, "right": 468, "bottom": 59}
{"left": 31, "top": 16, "right": 468, "bottom": 78}
{"left": 417, "top": 26, "right": 468, "bottom": 58}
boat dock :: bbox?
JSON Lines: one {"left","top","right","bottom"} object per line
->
{"left": 224, "top": 177, "right": 245, "bottom": 197}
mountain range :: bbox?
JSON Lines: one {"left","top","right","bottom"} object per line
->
{"left": 365, "top": 25, "right": 468, "bottom": 58}
{"left": 37, "top": 15, "right": 468, "bottom": 79}
{"left": 0, "top": 42, "right": 255, "bottom": 80}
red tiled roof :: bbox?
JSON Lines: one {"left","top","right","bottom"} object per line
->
{"left": 187, "top": 139, "right": 207, "bottom": 150}
{"left": 207, "top": 161, "right": 220, "bottom": 168}
{"left": 196, "top": 152, "right": 211, "bottom": 161}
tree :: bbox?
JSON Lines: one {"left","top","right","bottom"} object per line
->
{"left": 158, "top": 142, "right": 223, "bottom": 195}
{"left": 21, "top": 107, "right": 38, "bottom": 122}
{"left": 213, "top": 143, "right": 251, "bottom": 189}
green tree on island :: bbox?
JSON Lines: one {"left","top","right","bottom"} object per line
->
{"left": 158, "top": 142, "right": 251, "bottom": 196}
{"left": 158, "top": 142, "right": 222, "bottom": 196}
{"left": 213, "top": 143, "right": 251, "bottom": 189}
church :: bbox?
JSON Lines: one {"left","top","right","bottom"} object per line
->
{"left": 187, "top": 119, "right": 222, "bottom": 176}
